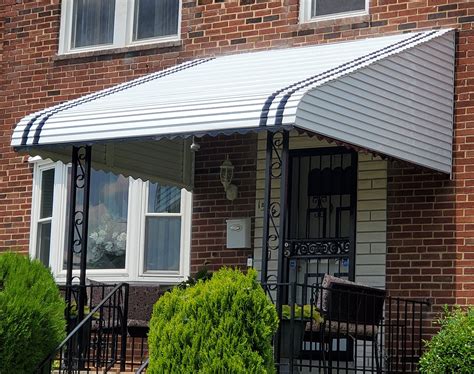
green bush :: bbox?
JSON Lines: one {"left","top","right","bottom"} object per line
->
{"left": 0, "top": 252, "right": 66, "bottom": 372}
{"left": 419, "top": 306, "right": 474, "bottom": 374}
{"left": 148, "top": 268, "right": 278, "bottom": 374}
{"left": 281, "top": 304, "right": 322, "bottom": 323}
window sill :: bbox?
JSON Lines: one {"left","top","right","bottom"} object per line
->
{"left": 299, "top": 14, "right": 370, "bottom": 29}
{"left": 53, "top": 272, "right": 186, "bottom": 285}
{"left": 53, "top": 40, "right": 183, "bottom": 61}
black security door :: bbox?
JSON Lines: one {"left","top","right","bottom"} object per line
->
{"left": 284, "top": 148, "right": 357, "bottom": 288}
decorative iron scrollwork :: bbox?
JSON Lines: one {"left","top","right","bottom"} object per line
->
{"left": 65, "top": 145, "right": 92, "bottom": 341}
{"left": 261, "top": 130, "right": 289, "bottom": 284}
{"left": 284, "top": 239, "right": 351, "bottom": 258}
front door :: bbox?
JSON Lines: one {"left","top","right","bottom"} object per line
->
{"left": 282, "top": 147, "right": 358, "bottom": 362}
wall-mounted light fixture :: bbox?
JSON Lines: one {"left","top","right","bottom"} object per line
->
{"left": 220, "top": 155, "right": 238, "bottom": 201}
{"left": 190, "top": 136, "right": 200, "bottom": 152}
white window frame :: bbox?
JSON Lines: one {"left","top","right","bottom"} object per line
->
{"left": 299, "top": 0, "right": 369, "bottom": 23}
{"left": 58, "top": 0, "right": 182, "bottom": 55}
{"left": 29, "top": 159, "right": 191, "bottom": 284}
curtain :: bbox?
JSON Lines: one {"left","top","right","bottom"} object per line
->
{"left": 72, "top": 0, "right": 115, "bottom": 48}
{"left": 311, "top": 0, "right": 365, "bottom": 18}
{"left": 86, "top": 170, "right": 129, "bottom": 269}
{"left": 134, "top": 0, "right": 179, "bottom": 40}
{"left": 144, "top": 217, "right": 181, "bottom": 271}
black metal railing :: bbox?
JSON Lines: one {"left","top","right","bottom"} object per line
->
{"left": 135, "top": 358, "right": 149, "bottom": 373}
{"left": 36, "top": 283, "right": 129, "bottom": 373}
{"left": 263, "top": 282, "right": 430, "bottom": 373}
{"left": 126, "top": 334, "right": 148, "bottom": 371}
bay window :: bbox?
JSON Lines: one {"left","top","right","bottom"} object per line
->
{"left": 59, "top": 0, "right": 181, "bottom": 54}
{"left": 30, "top": 159, "right": 191, "bottom": 283}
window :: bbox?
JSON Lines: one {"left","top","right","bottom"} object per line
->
{"left": 300, "top": 0, "right": 368, "bottom": 23}
{"left": 59, "top": 0, "right": 181, "bottom": 54}
{"left": 133, "top": 0, "right": 180, "bottom": 42}
{"left": 144, "top": 183, "right": 182, "bottom": 272}
{"left": 34, "top": 167, "right": 55, "bottom": 267}
{"left": 30, "top": 159, "right": 191, "bottom": 283}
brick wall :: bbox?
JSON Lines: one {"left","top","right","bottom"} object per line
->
{"left": 0, "top": 1, "right": 474, "bottom": 306}
{"left": 386, "top": 161, "right": 457, "bottom": 328}
{"left": 191, "top": 134, "right": 256, "bottom": 273}
{"left": 387, "top": 19, "right": 474, "bottom": 313}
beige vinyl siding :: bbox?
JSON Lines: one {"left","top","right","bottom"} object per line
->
{"left": 355, "top": 154, "right": 387, "bottom": 288}
{"left": 254, "top": 131, "right": 387, "bottom": 289}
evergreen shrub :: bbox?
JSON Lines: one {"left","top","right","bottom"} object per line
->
{"left": 419, "top": 306, "right": 474, "bottom": 374}
{"left": 148, "top": 268, "right": 278, "bottom": 373}
{"left": 0, "top": 253, "right": 66, "bottom": 372}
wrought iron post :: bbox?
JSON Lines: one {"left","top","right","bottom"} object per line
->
{"left": 120, "top": 283, "right": 129, "bottom": 371}
{"left": 277, "top": 131, "right": 289, "bottom": 285}
{"left": 260, "top": 130, "right": 289, "bottom": 284}
{"left": 260, "top": 130, "right": 289, "bottom": 372}
{"left": 64, "top": 145, "right": 92, "bottom": 367}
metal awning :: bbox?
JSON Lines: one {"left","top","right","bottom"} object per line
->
{"left": 12, "top": 29, "right": 455, "bottom": 187}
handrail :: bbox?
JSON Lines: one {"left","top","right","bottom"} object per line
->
{"left": 36, "top": 282, "right": 128, "bottom": 372}
{"left": 135, "top": 357, "right": 149, "bottom": 373}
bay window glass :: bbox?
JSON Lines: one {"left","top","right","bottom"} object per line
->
{"left": 147, "top": 183, "right": 181, "bottom": 213}
{"left": 72, "top": 0, "right": 115, "bottom": 48}
{"left": 144, "top": 183, "right": 181, "bottom": 271}
{"left": 87, "top": 170, "right": 129, "bottom": 269}
{"left": 133, "top": 0, "right": 180, "bottom": 41}
{"left": 62, "top": 169, "right": 129, "bottom": 270}
{"left": 36, "top": 168, "right": 55, "bottom": 267}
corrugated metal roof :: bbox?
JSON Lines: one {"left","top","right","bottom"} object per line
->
{"left": 12, "top": 29, "right": 455, "bottom": 182}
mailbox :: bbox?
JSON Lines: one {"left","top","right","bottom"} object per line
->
{"left": 226, "top": 218, "right": 251, "bottom": 249}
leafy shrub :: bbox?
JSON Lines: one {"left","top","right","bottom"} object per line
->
{"left": 0, "top": 253, "right": 66, "bottom": 372}
{"left": 419, "top": 306, "right": 474, "bottom": 374}
{"left": 281, "top": 304, "right": 322, "bottom": 323}
{"left": 177, "top": 266, "right": 212, "bottom": 289}
{"left": 148, "top": 268, "right": 278, "bottom": 374}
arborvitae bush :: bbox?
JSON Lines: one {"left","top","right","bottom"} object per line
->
{"left": 0, "top": 253, "right": 66, "bottom": 372}
{"left": 419, "top": 306, "right": 474, "bottom": 374}
{"left": 148, "top": 268, "right": 278, "bottom": 374}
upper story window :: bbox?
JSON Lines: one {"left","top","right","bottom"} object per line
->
{"left": 300, "top": 0, "right": 368, "bottom": 23}
{"left": 30, "top": 159, "right": 191, "bottom": 283}
{"left": 59, "top": 0, "right": 181, "bottom": 54}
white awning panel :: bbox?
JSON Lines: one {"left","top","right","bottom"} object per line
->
{"left": 12, "top": 29, "right": 455, "bottom": 185}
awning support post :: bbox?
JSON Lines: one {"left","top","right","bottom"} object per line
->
{"left": 261, "top": 130, "right": 289, "bottom": 371}
{"left": 64, "top": 145, "right": 92, "bottom": 367}
{"left": 261, "top": 130, "right": 289, "bottom": 284}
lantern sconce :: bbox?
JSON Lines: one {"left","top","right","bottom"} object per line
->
{"left": 190, "top": 136, "right": 200, "bottom": 152}
{"left": 220, "top": 155, "right": 238, "bottom": 201}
